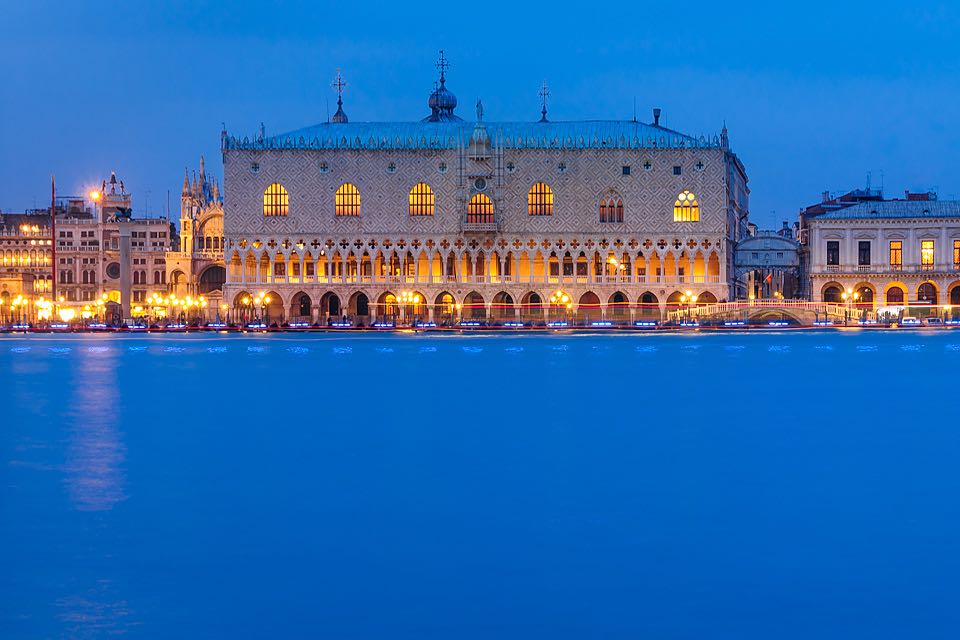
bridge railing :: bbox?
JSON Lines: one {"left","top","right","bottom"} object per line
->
{"left": 667, "top": 299, "right": 877, "bottom": 323}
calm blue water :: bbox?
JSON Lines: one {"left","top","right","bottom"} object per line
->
{"left": 2, "top": 331, "right": 960, "bottom": 639}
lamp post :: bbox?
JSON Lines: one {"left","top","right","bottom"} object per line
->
{"left": 678, "top": 290, "right": 697, "bottom": 322}
{"left": 399, "top": 290, "right": 421, "bottom": 325}
{"left": 549, "top": 290, "right": 571, "bottom": 323}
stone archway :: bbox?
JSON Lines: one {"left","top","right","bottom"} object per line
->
{"left": 320, "top": 292, "right": 341, "bottom": 319}
{"left": 822, "top": 283, "right": 843, "bottom": 303}
{"left": 637, "top": 291, "right": 659, "bottom": 320}
{"left": 520, "top": 291, "right": 543, "bottom": 323}
{"left": 491, "top": 291, "right": 516, "bottom": 321}
{"left": 289, "top": 291, "right": 312, "bottom": 321}
{"left": 463, "top": 291, "right": 486, "bottom": 320}
{"left": 577, "top": 292, "right": 602, "bottom": 322}
{"left": 198, "top": 265, "right": 226, "bottom": 295}
{"left": 607, "top": 291, "right": 630, "bottom": 322}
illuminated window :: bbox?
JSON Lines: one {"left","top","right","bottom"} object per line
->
{"left": 921, "top": 240, "right": 935, "bottom": 269}
{"left": 335, "top": 183, "right": 361, "bottom": 217}
{"left": 673, "top": 190, "right": 699, "bottom": 222}
{"left": 889, "top": 241, "right": 902, "bottom": 270}
{"left": 954, "top": 240, "right": 960, "bottom": 269}
{"left": 408, "top": 182, "right": 435, "bottom": 216}
{"left": 527, "top": 182, "right": 554, "bottom": 216}
{"left": 599, "top": 198, "right": 624, "bottom": 223}
{"left": 263, "top": 183, "right": 289, "bottom": 217}
{"left": 467, "top": 193, "right": 494, "bottom": 223}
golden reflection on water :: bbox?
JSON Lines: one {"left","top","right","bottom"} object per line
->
{"left": 64, "top": 345, "right": 127, "bottom": 511}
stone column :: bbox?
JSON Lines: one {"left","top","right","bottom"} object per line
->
{"left": 118, "top": 223, "right": 132, "bottom": 320}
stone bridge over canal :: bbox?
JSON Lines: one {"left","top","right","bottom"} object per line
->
{"left": 669, "top": 299, "right": 877, "bottom": 325}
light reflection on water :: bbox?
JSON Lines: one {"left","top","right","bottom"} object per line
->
{"left": 2, "top": 331, "right": 960, "bottom": 638}
{"left": 64, "top": 345, "right": 127, "bottom": 512}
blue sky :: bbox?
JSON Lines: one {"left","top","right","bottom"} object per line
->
{"left": 2, "top": 1, "right": 959, "bottom": 227}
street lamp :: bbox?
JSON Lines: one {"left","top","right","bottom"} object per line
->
{"left": 399, "top": 290, "right": 421, "bottom": 325}
{"left": 549, "top": 290, "right": 571, "bottom": 323}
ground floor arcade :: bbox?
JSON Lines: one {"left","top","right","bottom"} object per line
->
{"left": 222, "top": 284, "right": 730, "bottom": 326}
{"left": 812, "top": 274, "right": 960, "bottom": 317}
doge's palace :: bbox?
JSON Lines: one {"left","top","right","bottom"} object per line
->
{"left": 221, "top": 55, "right": 750, "bottom": 326}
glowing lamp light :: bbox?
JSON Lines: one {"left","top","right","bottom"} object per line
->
{"left": 89, "top": 190, "right": 102, "bottom": 202}
{"left": 58, "top": 308, "right": 76, "bottom": 322}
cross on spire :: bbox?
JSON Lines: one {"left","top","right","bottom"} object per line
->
{"left": 331, "top": 68, "right": 347, "bottom": 102}
{"left": 436, "top": 50, "right": 450, "bottom": 83}
{"left": 330, "top": 68, "right": 349, "bottom": 123}
{"left": 539, "top": 80, "right": 550, "bottom": 123}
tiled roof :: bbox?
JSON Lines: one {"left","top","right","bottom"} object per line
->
{"left": 224, "top": 120, "right": 723, "bottom": 152}
{"left": 813, "top": 200, "right": 960, "bottom": 220}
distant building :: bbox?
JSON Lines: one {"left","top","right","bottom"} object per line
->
{"left": 0, "top": 172, "right": 174, "bottom": 323}
{"left": 0, "top": 213, "right": 54, "bottom": 310}
{"left": 804, "top": 191, "right": 960, "bottom": 313}
{"left": 734, "top": 221, "right": 804, "bottom": 299}
{"left": 164, "top": 157, "right": 226, "bottom": 318}
{"left": 219, "top": 55, "right": 750, "bottom": 326}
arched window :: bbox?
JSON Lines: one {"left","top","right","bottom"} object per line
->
{"left": 263, "top": 183, "right": 289, "bottom": 217}
{"left": 527, "top": 182, "right": 554, "bottom": 216}
{"left": 408, "top": 182, "right": 435, "bottom": 216}
{"left": 673, "top": 190, "right": 700, "bottom": 222}
{"left": 468, "top": 193, "right": 494, "bottom": 224}
{"left": 600, "top": 197, "right": 624, "bottom": 223}
{"left": 918, "top": 282, "right": 938, "bottom": 303}
{"left": 335, "top": 183, "right": 361, "bottom": 217}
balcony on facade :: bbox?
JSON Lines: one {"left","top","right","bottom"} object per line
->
{"left": 817, "top": 263, "right": 960, "bottom": 275}
{"left": 227, "top": 271, "right": 723, "bottom": 287}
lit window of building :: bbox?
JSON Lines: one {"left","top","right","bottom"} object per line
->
{"left": 921, "top": 240, "right": 935, "bottom": 269}
{"left": 467, "top": 193, "right": 494, "bottom": 223}
{"left": 673, "top": 190, "right": 699, "bottom": 222}
{"left": 263, "top": 183, "right": 289, "bottom": 217}
{"left": 954, "top": 239, "right": 960, "bottom": 269}
{"left": 335, "top": 183, "right": 361, "bottom": 217}
{"left": 889, "top": 240, "right": 902, "bottom": 270}
{"left": 408, "top": 182, "right": 435, "bottom": 216}
{"left": 527, "top": 182, "right": 554, "bottom": 216}
{"left": 599, "top": 198, "right": 624, "bottom": 223}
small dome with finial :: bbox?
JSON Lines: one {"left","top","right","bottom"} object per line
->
{"left": 424, "top": 50, "right": 462, "bottom": 122}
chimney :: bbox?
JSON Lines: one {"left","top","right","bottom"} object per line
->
{"left": 653, "top": 108, "right": 661, "bottom": 126}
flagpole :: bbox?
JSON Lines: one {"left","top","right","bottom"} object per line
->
{"left": 50, "top": 175, "right": 57, "bottom": 305}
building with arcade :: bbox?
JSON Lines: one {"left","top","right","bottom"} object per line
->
{"left": 220, "top": 56, "right": 750, "bottom": 325}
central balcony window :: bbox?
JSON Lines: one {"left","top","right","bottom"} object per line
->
{"left": 464, "top": 193, "right": 497, "bottom": 231}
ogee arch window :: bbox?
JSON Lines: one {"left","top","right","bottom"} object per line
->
{"left": 599, "top": 197, "right": 624, "bottom": 223}
{"left": 674, "top": 190, "right": 700, "bottom": 222}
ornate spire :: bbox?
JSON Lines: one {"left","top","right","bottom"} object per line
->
{"left": 331, "top": 68, "right": 348, "bottom": 124}
{"left": 437, "top": 49, "right": 450, "bottom": 83}
{"left": 182, "top": 168, "right": 190, "bottom": 195}
{"left": 538, "top": 80, "right": 550, "bottom": 123}
{"left": 721, "top": 121, "right": 729, "bottom": 149}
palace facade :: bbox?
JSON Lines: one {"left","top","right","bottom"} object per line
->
{"left": 804, "top": 194, "right": 960, "bottom": 313}
{"left": 221, "top": 59, "right": 750, "bottom": 325}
